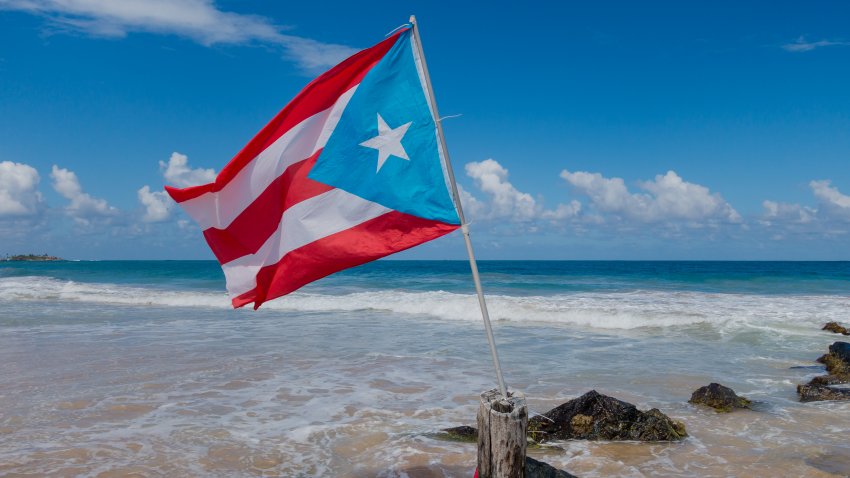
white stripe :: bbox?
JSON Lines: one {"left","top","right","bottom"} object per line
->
{"left": 179, "top": 85, "right": 358, "bottom": 230}
{"left": 221, "top": 188, "right": 392, "bottom": 296}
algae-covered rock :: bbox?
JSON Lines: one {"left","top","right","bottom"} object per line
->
{"left": 809, "top": 374, "right": 850, "bottom": 386}
{"left": 829, "top": 342, "right": 850, "bottom": 365}
{"left": 527, "top": 390, "right": 686, "bottom": 442}
{"left": 798, "top": 341, "right": 850, "bottom": 402}
{"left": 436, "top": 425, "right": 478, "bottom": 442}
{"left": 815, "top": 342, "right": 850, "bottom": 380}
{"left": 797, "top": 383, "right": 850, "bottom": 402}
{"left": 822, "top": 322, "right": 850, "bottom": 335}
{"left": 688, "top": 383, "right": 751, "bottom": 412}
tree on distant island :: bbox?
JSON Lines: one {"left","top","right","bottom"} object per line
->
{"left": 1, "top": 254, "right": 63, "bottom": 262}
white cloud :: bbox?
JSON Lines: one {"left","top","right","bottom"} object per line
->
{"left": 541, "top": 201, "right": 582, "bottom": 221}
{"left": 560, "top": 169, "right": 740, "bottom": 224}
{"left": 640, "top": 171, "right": 741, "bottom": 222}
{"left": 465, "top": 159, "right": 537, "bottom": 221}
{"left": 50, "top": 165, "right": 117, "bottom": 223}
{"left": 559, "top": 170, "right": 631, "bottom": 214}
{"left": 0, "top": 161, "right": 44, "bottom": 217}
{"left": 456, "top": 183, "right": 486, "bottom": 219}
{"left": 463, "top": 159, "right": 580, "bottom": 224}
{"left": 761, "top": 200, "right": 815, "bottom": 224}
{"left": 458, "top": 159, "right": 581, "bottom": 223}
{"left": 0, "top": 0, "right": 357, "bottom": 72}
{"left": 760, "top": 180, "right": 850, "bottom": 237}
{"left": 279, "top": 35, "right": 360, "bottom": 74}
{"left": 160, "top": 152, "right": 216, "bottom": 188}
{"left": 810, "top": 179, "right": 850, "bottom": 219}
{"left": 137, "top": 185, "right": 173, "bottom": 222}
{"left": 782, "top": 36, "right": 850, "bottom": 52}
{"left": 135, "top": 151, "right": 213, "bottom": 223}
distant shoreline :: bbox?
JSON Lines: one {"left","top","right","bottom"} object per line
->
{"left": 1, "top": 254, "right": 64, "bottom": 262}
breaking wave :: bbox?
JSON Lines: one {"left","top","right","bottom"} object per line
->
{"left": 0, "top": 275, "right": 845, "bottom": 330}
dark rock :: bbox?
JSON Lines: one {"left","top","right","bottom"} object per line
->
{"left": 525, "top": 456, "right": 578, "bottom": 478}
{"left": 815, "top": 343, "right": 850, "bottom": 380}
{"left": 688, "top": 383, "right": 751, "bottom": 412}
{"left": 829, "top": 342, "right": 850, "bottom": 366}
{"left": 809, "top": 374, "right": 850, "bottom": 386}
{"left": 798, "top": 384, "right": 850, "bottom": 402}
{"left": 436, "top": 425, "right": 477, "bottom": 442}
{"left": 527, "top": 390, "right": 687, "bottom": 442}
{"left": 798, "top": 342, "right": 850, "bottom": 402}
{"left": 822, "top": 322, "right": 850, "bottom": 335}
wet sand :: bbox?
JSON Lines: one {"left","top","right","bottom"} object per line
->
{"left": 1, "top": 299, "right": 849, "bottom": 477}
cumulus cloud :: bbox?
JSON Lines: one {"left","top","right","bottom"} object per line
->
{"left": 810, "top": 179, "right": 850, "bottom": 219}
{"left": 50, "top": 165, "right": 117, "bottom": 223}
{"left": 561, "top": 169, "right": 740, "bottom": 224}
{"left": 464, "top": 159, "right": 578, "bottom": 223}
{"left": 782, "top": 36, "right": 850, "bottom": 52}
{"left": 761, "top": 200, "right": 815, "bottom": 224}
{"left": 456, "top": 183, "right": 486, "bottom": 219}
{"left": 160, "top": 152, "right": 216, "bottom": 188}
{"left": 0, "top": 161, "right": 44, "bottom": 217}
{"left": 760, "top": 180, "right": 850, "bottom": 239}
{"left": 137, "top": 185, "right": 173, "bottom": 222}
{"left": 541, "top": 201, "right": 582, "bottom": 221}
{"left": 465, "top": 159, "right": 537, "bottom": 221}
{"left": 0, "top": 0, "right": 357, "bottom": 72}
{"left": 135, "top": 151, "right": 213, "bottom": 222}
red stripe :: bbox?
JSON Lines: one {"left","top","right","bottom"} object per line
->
{"left": 231, "top": 211, "right": 459, "bottom": 309}
{"left": 166, "top": 30, "right": 406, "bottom": 204}
{"left": 202, "top": 152, "right": 331, "bottom": 265}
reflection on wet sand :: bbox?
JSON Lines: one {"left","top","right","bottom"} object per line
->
{"left": 1, "top": 303, "right": 849, "bottom": 477}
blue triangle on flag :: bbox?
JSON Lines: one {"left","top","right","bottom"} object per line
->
{"left": 308, "top": 29, "right": 460, "bottom": 225}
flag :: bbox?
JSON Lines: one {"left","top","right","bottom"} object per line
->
{"left": 165, "top": 26, "right": 461, "bottom": 309}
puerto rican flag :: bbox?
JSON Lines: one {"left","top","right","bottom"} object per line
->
{"left": 165, "top": 27, "right": 461, "bottom": 309}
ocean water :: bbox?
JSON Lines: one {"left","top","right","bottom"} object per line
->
{"left": 1, "top": 260, "right": 849, "bottom": 477}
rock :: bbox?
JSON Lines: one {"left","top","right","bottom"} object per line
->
{"left": 798, "top": 342, "right": 850, "bottom": 402}
{"left": 527, "top": 390, "right": 686, "bottom": 442}
{"left": 797, "top": 384, "right": 850, "bottom": 402}
{"left": 436, "top": 425, "right": 478, "bottom": 442}
{"left": 525, "top": 456, "right": 578, "bottom": 478}
{"left": 822, "top": 322, "right": 850, "bottom": 335}
{"left": 815, "top": 343, "right": 850, "bottom": 379}
{"left": 829, "top": 342, "right": 850, "bottom": 365}
{"left": 688, "top": 383, "right": 751, "bottom": 412}
{"left": 809, "top": 374, "right": 850, "bottom": 386}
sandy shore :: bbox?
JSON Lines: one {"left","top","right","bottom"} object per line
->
{"left": 2, "top": 298, "right": 849, "bottom": 477}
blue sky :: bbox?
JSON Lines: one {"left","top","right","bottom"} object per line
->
{"left": 1, "top": 0, "right": 849, "bottom": 260}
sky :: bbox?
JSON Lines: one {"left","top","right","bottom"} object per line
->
{"left": 1, "top": 0, "right": 849, "bottom": 260}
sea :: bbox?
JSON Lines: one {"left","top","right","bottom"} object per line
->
{"left": 1, "top": 260, "right": 849, "bottom": 477}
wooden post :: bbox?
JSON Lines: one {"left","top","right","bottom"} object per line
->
{"left": 477, "top": 389, "right": 527, "bottom": 478}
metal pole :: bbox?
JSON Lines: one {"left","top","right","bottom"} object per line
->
{"left": 409, "top": 15, "right": 508, "bottom": 398}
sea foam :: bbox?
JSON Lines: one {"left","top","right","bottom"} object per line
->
{"left": 0, "top": 275, "right": 845, "bottom": 331}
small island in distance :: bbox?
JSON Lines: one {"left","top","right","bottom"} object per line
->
{"left": 1, "top": 254, "right": 64, "bottom": 262}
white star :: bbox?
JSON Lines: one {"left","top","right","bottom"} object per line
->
{"left": 359, "top": 113, "right": 412, "bottom": 172}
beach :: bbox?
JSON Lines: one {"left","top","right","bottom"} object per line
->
{"left": 1, "top": 260, "right": 849, "bottom": 477}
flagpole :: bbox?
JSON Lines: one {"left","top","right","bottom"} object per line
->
{"left": 409, "top": 15, "right": 509, "bottom": 398}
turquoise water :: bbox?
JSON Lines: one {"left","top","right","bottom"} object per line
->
{"left": 2, "top": 260, "right": 848, "bottom": 295}
{"left": 1, "top": 261, "right": 848, "bottom": 476}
